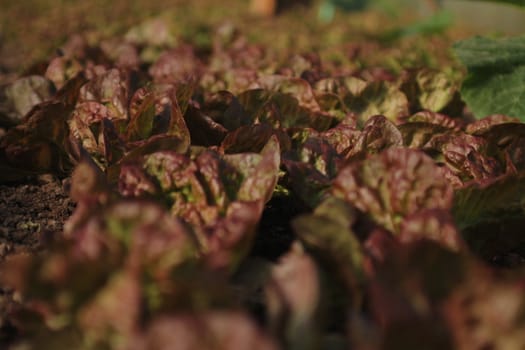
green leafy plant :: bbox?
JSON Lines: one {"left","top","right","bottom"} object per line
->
{"left": 454, "top": 35, "right": 525, "bottom": 119}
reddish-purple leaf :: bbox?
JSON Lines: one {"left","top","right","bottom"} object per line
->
{"left": 333, "top": 148, "right": 453, "bottom": 233}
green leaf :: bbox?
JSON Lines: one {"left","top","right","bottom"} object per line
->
{"left": 407, "top": 69, "right": 457, "bottom": 113}
{"left": 452, "top": 172, "right": 525, "bottom": 229}
{"left": 126, "top": 93, "right": 156, "bottom": 142}
{"left": 291, "top": 197, "right": 364, "bottom": 308}
{"left": 343, "top": 80, "right": 409, "bottom": 125}
{"left": 454, "top": 36, "right": 525, "bottom": 70}
{"left": 225, "top": 135, "right": 281, "bottom": 204}
{"left": 464, "top": 0, "right": 525, "bottom": 8}
{"left": 453, "top": 35, "right": 525, "bottom": 119}
{"left": 382, "top": 10, "right": 453, "bottom": 41}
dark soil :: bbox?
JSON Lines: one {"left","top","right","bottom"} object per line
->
{"left": 251, "top": 194, "right": 304, "bottom": 262}
{"left": 0, "top": 175, "right": 75, "bottom": 344}
{"left": 0, "top": 176, "right": 75, "bottom": 258}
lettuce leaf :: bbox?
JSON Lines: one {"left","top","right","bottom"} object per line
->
{"left": 453, "top": 36, "right": 525, "bottom": 119}
{"left": 333, "top": 148, "right": 453, "bottom": 234}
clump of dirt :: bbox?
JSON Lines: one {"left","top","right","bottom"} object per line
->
{"left": 0, "top": 176, "right": 75, "bottom": 259}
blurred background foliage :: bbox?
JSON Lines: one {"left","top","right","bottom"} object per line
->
{"left": 0, "top": 0, "right": 524, "bottom": 79}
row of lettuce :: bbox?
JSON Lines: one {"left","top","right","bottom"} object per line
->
{"left": 1, "top": 20, "right": 525, "bottom": 349}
